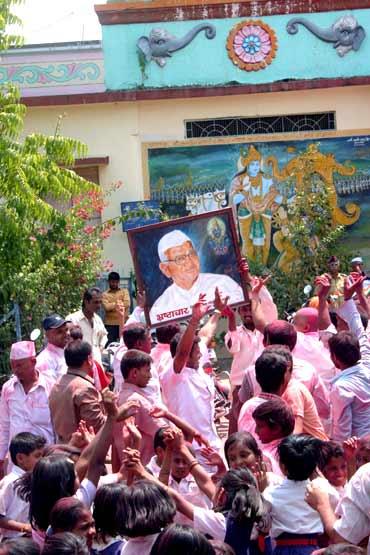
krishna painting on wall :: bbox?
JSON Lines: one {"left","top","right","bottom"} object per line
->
{"left": 143, "top": 130, "right": 370, "bottom": 270}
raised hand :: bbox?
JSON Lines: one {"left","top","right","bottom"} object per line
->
{"left": 149, "top": 406, "right": 168, "bottom": 419}
{"left": 70, "top": 420, "right": 95, "bottom": 449}
{"left": 101, "top": 388, "right": 119, "bottom": 419}
{"left": 344, "top": 274, "right": 366, "bottom": 301}
{"left": 116, "top": 399, "right": 140, "bottom": 422}
{"left": 137, "top": 290, "right": 146, "bottom": 309}
{"left": 253, "top": 461, "right": 268, "bottom": 492}
{"left": 200, "top": 446, "right": 224, "bottom": 468}
{"left": 125, "top": 419, "right": 142, "bottom": 448}
{"left": 343, "top": 436, "right": 359, "bottom": 462}
{"left": 122, "top": 447, "right": 146, "bottom": 477}
{"left": 239, "top": 258, "right": 252, "bottom": 284}
{"left": 214, "top": 287, "right": 230, "bottom": 315}
{"left": 315, "top": 273, "right": 331, "bottom": 299}
{"left": 193, "top": 431, "right": 210, "bottom": 448}
{"left": 251, "top": 275, "right": 271, "bottom": 299}
{"left": 191, "top": 293, "right": 210, "bottom": 322}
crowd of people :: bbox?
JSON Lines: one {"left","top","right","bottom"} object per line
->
{"left": 0, "top": 258, "right": 369, "bottom": 555}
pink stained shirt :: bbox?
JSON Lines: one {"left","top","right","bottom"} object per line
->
{"left": 238, "top": 392, "right": 281, "bottom": 436}
{"left": 283, "top": 380, "right": 328, "bottom": 440}
{"left": 0, "top": 373, "right": 54, "bottom": 460}
{"left": 293, "top": 331, "right": 338, "bottom": 385}
{"left": 161, "top": 364, "right": 221, "bottom": 452}
{"left": 36, "top": 343, "right": 67, "bottom": 384}
{"left": 114, "top": 382, "right": 167, "bottom": 466}
{"left": 240, "top": 355, "right": 330, "bottom": 422}
{"left": 225, "top": 327, "right": 264, "bottom": 387}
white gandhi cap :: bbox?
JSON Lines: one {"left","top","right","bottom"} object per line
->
{"left": 158, "top": 230, "right": 192, "bottom": 262}
{"left": 351, "top": 257, "right": 363, "bottom": 264}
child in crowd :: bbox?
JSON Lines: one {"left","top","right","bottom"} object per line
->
{"left": 43, "top": 532, "right": 89, "bottom": 555}
{"left": 49, "top": 497, "right": 96, "bottom": 551}
{"left": 0, "top": 537, "right": 40, "bottom": 555}
{"left": 92, "top": 483, "right": 127, "bottom": 555}
{"left": 252, "top": 399, "right": 295, "bottom": 476}
{"left": 0, "top": 432, "right": 46, "bottom": 540}
{"left": 318, "top": 442, "right": 348, "bottom": 495}
{"left": 263, "top": 435, "right": 325, "bottom": 554}
{"left": 150, "top": 524, "right": 216, "bottom": 555}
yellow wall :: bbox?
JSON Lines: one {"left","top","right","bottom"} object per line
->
{"left": 22, "top": 84, "right": 370, "bottom": 275}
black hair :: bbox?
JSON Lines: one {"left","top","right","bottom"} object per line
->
{"left": 170, "top": 331, "right": 199, "bottom": 358}
{"left": 153, "top": 428, "right": 167, "bottom": 451}
{"left": 150, "top": 524, "right": 215, "bottom": 555}
{"left": 108, "top": 272, "right": 120, "bottom": 281}
{"left": 328, "top": 331, "right": 361, "bottom": 367}
{"left": 155, "top": 324, "right": 181, "bottom": 345}
{"left": 122, "top": 323, "right": 148, "bottom": 349}
{"left": 9, "top": 433, "right": 46, "bottom": 466}
{"left": 219, "top": 468, "right": 267, "bottom": 525}
{"left": 69, "top": 325, "right": 83, "bottom": 341}
{"left": 224, "top": 432, "right": 262, "bottom": 467}
{"left": 264, "top": 321, "right": 297, "bottom": 351}
{"left": 82, "top": 287, "right": 101, "bottom": 308}
{"left": 116, "top": 480, "right": 175, "bottom": 537}
{"left": 93, "top": 483, "right": 128, "bottom": 542}
{"left": 50, "top": 497, "right": 88, "bottom": 533}
{"left": 255, "top": 348, "right": 291, "bottom": 393}
{"left": 17, "top": 455, "right": 76, "bottom": 531}
{"left": 120, "top": 349, "right": 152, "bottom": 379}
{"left": 278, "top": 435, "right": 322, "bottom": 481}
{"left": 0, "top": 538, "right": 40, "bottom": 555}
{"left": 318, "top": 441, "right": 345, "bottom": 471}
{"left": 360, "top": 313, "right": 368, "bottom": 330}
{"left": 209, "top": 540, "right": 236, "bottom": 555}
{"left": 252, "top": 399, "right": 295, "bottom": 437}
{"left": 64, "top": 340, "right": 92, "bottom": 368}
{"left": 42, "top": 533, "right": 89, "bottom": 555}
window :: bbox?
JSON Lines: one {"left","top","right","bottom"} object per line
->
{"left": 185, "top": 112, "right": 336, "bottom": 138}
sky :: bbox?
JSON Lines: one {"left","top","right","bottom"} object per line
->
{"left": 11, "top": 0, "right": 102, "bottom": 44}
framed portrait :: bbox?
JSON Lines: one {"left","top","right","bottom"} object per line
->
{"left": 128, "top": 207, "right": 248, "bottom": 327}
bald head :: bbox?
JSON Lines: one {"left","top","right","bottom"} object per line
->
{"left": 294, "top": 308, "right": 319, "bottom": 333}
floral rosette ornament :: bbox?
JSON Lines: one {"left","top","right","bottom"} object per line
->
{"left": 227, "top": 20, "right": 277, "bottom": 71}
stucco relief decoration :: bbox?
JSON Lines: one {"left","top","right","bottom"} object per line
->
{"left": 0, "top": 62, "right": 101, "bottom": 85}
{"left": 286, "top": 15, "right": 366, "bottom": 57}
{"left": 226, "top": 20, "right": 277, "bottom": 71}
{"left": 137, "top": 23, "right": 217, "bottom": 67}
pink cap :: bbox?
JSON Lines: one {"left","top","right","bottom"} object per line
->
{"left": 10, "top": 341, "right": 36, "bottom": 360}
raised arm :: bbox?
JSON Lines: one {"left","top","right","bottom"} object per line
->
{"left": 315, "top": 274, "right": 332, "bottom": 331}
{"left": 251, "top": 277, "right": 271, "bottom": 333}
{"left": 173, "top": 294, "right": 209, "bottom": 374}
{"left": 198, "top": 287, "right": 226, "bottom": 346}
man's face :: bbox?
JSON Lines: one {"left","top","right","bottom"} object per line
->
{"left": 137, "top": 331, "right": 152, "bottom": 354}
{"left": 328, "top": 260, "right": 340, "bottom": 274}
{"left": 10, "top": 357, "right": 36, "bottom": 382}
{"left": 109, "top": 279, "right": 120, "bottom": 291}
{"left": 85, "top": 292, "right": 102, "bottom": 313}
{"left": 238, "top": 303, "right": 254, "bottom": 330}
{"left": 159, "top": 241, "right": 200, "bottom": 290}
{"left": 171, "top": 450, "right": 191, "bottom": 481}
{"left": 46, "top": 323, "right": 69, "bottom": 349}
{"left": 135, "top": 363, "right": 151, "bottom": 388}
{"left": 248, "top": 160, "right": 260, "bottom": 177}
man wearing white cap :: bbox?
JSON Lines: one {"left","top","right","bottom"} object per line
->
{"left": 149, "top": 230, "right": 244, "bottom": 325}
{"left": 0, "top": 341, "right": 54, "bottom": 477}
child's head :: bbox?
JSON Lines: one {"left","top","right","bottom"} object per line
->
{"left": 120, "top": 349, "right": 152, "bottom": 388}
{"left": 252, "top": 399, "right": 295, "bottom": 444}
{"left": 357, "top": 434, "right": 370, "bottom": 468}
{"left": 216, "top": 469, "right": 267, "bottom": 526}
{"left": 278, "top": 434, "right": 322, "bottom": 481}
{"left": 224, "top": 432, "right": 262, "bottom": 472}
{"left": 43, "top": 532, "right": 89, "bottom": 555}
{"left": 153, "top": 428, "right": 167, "bottom": 466}
{"left": 25, "top": 455, "right": 77, "bottom": 532}
{"left": 0, "top": 538, "right": 40, "bottom": 555}
{"left": 50, "top": 497, "right": 95, "bottom": 550}
{"left": 150, "top": 524, "right": 215, "bottom": 555}
{"left": 9, "top": 432, "right": 46, "bottom": 471}
{"left": 255, "top": 347, "right": 292, "bottom": 395}
{"left": 118, "top": 480, "right": 176, "bottom": 538}
{"left": 171, "top": 445, "right": 195, "bottom": 482}
{"left": 318, "top": 441, "right": 347, "bottom": 488}
{"left": 93, "top": 483, "right": 128, "bottom": 543}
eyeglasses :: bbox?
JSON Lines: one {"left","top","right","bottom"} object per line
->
{"left": 164, "top": 248, "right": 198, "bottom": 266}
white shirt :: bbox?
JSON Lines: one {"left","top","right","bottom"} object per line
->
{"left": 263, "top": 478, "right": 324, "bottom": 537}
{"left": 330, "top": 300, "right": 370, "bottom": 441}
{"left": 36, "top": 343, "right": 67, "bottom": 383}
{"left": 334, "top": 463, "right": 370, "bottom": 555}
{"left": 193, "top": 506, "right": 226, "bottom": 541}
{"left": 0, "top": 465, "right": 28, "bottom": 539}
{"left": 120, "top": 533, "right": 158, "bottom": 555}
{"left": 225, "top": 326, "right": 264, "bottom": 387}
{"left": 293, "top": 331, "right": 337, "bottom": 386}
{"left": 150, "top": 273, "right": 244, "bottom": 325}
{"left": 161, "top": 364, "right": 221, "bottom": 452}
{"left": 66, "top": 309, "right": 107, "bottom": 364}
{"left": 0, "top": 374, "right": 54, "bottom": 460}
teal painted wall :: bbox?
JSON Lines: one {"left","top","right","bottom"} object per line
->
{"left": 102, "top": 9, "right": 370, "bottom": 90}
